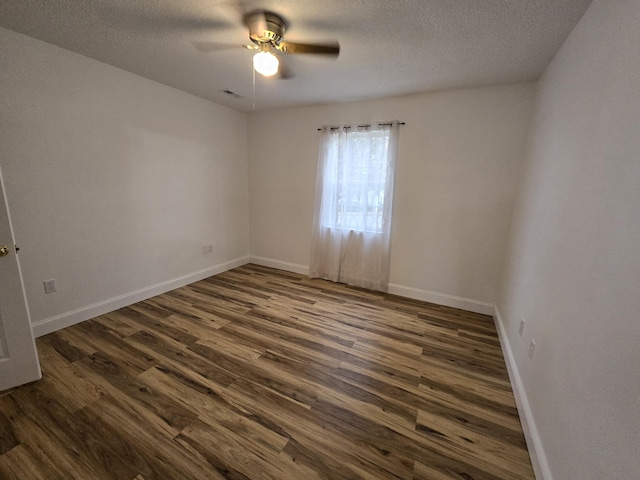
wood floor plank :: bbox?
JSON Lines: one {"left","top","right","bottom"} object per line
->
{"left": 0, "top": 439, "right": 100, "bottom": 480}
{"left": 415, "top": 408, "right": 531, "bottom": 472}
{"left": 122, "top": 329, "right": 238, "bottom": 388}
{"left": 224, "top": 377, "right": 416, "bottom": 480}
{"left": 7, "top": 384, "right": 139, "bottom": 479}
{"left": 0, "top": 264, "right": 534, "bottom": 479}
{"left": 0, "top": 410, "right": 18, "bottom": 456}
{"left": 32, "top": 346, "right": 104, "bottom": 414}
{"left": 138, "top": 365, "right": 291, "bottom": 455}
{"left": 58, "top": 320, "right": 157, "bottom": 377}
{"left": 72, "top": 352, "right": 198, "bottom": 439}
{"left": 82, "top": 394, "right": 216, "bottom": 480}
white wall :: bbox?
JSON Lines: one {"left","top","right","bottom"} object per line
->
{"left": 496, "top": 0, "right": 640, "bottom": 478}
{"left": 248, "top": 84, "right": 534, "bottom": 312}
{"left": 0, "top": 28, "right": 250, "bottom": 335}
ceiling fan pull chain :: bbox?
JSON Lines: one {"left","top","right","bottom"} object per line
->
{"left": 252, "top": 62, "right": 256, "bottom": 112}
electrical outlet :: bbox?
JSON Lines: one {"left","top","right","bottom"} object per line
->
{"left": 202, "top": 245, "right": 213, "bottom": 254}
{"left": 207, "top": 245, "right": 213, "bottom": 254}
{"left": 43, "top": 279, "right": 57, "bottom": 294}
{"left": 519, "top": 318, "right": 526, "bottom": 337}
{"left": 528, "top": 339, "right": 536, "bottom": 359}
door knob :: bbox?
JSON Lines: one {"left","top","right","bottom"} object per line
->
{"left": 0, "top": 246, "right": 9, "bottom": 257}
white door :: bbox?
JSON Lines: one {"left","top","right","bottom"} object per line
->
{"left": 0, "top": 167, "right": 41, "bottom": 391}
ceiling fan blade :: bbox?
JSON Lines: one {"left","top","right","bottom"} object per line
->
{"left": 243, "top": 10, "right": 268, "bottom": 30}
{"left": 280, "top": 41, "right": 340, "bottom": 57}
{"left": 99, "top": 4, "right": 234, "bottom": 33}
{"left": 276, "top": 57, "right": 295, "bottom": 79}
{"left": 191, "top": 41, "right": 249, "bottom": 52}
{"left": 214, "top": 0, "right": 260, "bottom": 25}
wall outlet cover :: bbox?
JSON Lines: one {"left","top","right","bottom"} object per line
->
{"left": 43, "top": 279, "right": 57, "bottom": 294}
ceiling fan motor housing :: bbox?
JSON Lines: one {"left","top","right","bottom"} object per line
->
{"left": 247, "top": 11, "right": 287, "bottom": 46}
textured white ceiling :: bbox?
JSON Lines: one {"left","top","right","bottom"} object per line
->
{"left": 0, "top": 0, "right": 593, "bottom": 112}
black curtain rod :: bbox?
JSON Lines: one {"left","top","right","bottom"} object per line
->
{"left": 317, "top": 122, "right": 405, "bottom": 131}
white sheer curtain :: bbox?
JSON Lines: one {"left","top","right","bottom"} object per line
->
{"left": 309, "top": 122, "right": 400, "bottom": 291}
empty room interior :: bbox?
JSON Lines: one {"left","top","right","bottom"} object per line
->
{"left": 0, "top": 1, "right": 638, "bottom": 479}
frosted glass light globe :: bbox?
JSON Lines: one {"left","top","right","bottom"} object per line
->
{"left": 253, "top": 52, "right": 279, "bottom": 77}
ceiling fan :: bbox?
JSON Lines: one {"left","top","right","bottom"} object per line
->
{"left": 196, "top": 10, "right": 340, "bottom": 78}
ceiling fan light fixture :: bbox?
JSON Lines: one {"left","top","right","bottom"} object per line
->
{"left": 253, "top": 51, "right": 279, "bottom": 77}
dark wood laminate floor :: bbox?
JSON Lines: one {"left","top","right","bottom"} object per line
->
{"left": 0, "top": 264, "right": 534, "bottom": 479}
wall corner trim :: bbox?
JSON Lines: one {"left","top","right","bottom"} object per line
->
{"left": 493, "top": 305, "right": 553, "bottom": 480}
{"left": 31, "top": 255, "right": 250, "bottom": 337}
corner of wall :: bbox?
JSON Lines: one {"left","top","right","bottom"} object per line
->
{"left": 493, "top": 305, "right": 552, "bottom": 480}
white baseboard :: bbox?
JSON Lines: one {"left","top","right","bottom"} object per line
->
{"left": 388, "top": 283, "right": 495, "bottom": 316}
{"left": 32, "top": 256, "right": 250, "bottom": 338}
{"left": 493, "top": 306, "right": 551, "bottom": 480}
{"left": 249, "top": 256, "right": 310, "bottom": 275}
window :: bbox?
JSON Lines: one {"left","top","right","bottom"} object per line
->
{"left": 325, "top": 128, "right": 391, "bottom": 233}
{"left": 310, "top": 122, "right": 400, "bottom": 291}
